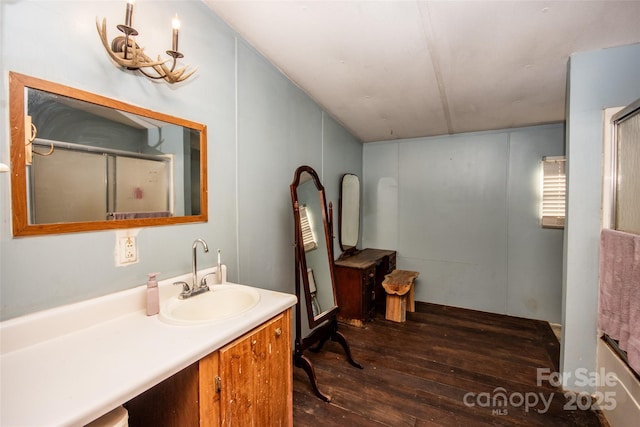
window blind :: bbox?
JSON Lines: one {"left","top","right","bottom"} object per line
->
{"left": 298, "top": 205, "right": 318, "bottom": 252}
{"left": 542, "top": 156, "right": 566, "bottom": 229}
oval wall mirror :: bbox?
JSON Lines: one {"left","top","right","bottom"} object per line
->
{"left": 9, "top": 72, "right": 207, "bottom": 236}
{"left": 338, "top": 173, "right": 360, "bottom": 254}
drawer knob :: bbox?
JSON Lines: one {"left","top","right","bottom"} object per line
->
{"left": 275, "top": 327, "right": 282, "bottom": 337}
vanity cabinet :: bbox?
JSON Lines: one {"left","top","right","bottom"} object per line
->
{"left": 334, "top": 249, "right": 396, "bottom": 327}
{"left": 125, "top": 309, "right": 292, "bottom": 427}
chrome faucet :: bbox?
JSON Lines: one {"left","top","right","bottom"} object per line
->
{"left": 191, "top": 238, "right": 209, "bottom": 289}
{"left": 173, "top": 238, "right": 210, "bottom": 299}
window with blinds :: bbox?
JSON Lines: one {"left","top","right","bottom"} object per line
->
{"left": 541, "top": 156, "right": 566, "bottom": 229}
{"left": 298, "top": 205, "right": 318, "bottom": 252}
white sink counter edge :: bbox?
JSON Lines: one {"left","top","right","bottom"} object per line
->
{"left": 0, "top": 267, "right": 297, "bottom": 427}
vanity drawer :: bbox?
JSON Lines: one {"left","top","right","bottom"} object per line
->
{"left": 362, "top": 266, "right": 376, "bottom": 285}
{"left": 363, "top": 265, "right": 377, "bottom": 319}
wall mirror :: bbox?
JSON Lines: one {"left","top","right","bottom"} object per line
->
{"left": 9, "top": 72, "right": 207, "bottom": 236}
{"left": 338, "top": 173, "right": 360, "bottom": 256}
{"left": 290, "top": 165, "right": 361, "bottom": 402}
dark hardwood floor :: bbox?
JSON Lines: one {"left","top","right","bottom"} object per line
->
{"left": 293, "top": 302, "right": 609, "bottom": 426}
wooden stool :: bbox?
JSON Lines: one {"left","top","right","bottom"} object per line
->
{"left": 382, "top": 270, "right": 419, "bottom": 322}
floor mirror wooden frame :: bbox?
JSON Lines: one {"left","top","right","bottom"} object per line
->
{"left": 290, "top": 165, "right": 362, "bottom": 402}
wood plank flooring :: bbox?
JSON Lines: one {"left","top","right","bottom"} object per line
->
{"left": 293, "top": 302, "right": 609, "bottom": 426}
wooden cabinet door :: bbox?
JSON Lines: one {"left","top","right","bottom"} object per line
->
{"left": 199, "top": 351, "right": 220, "bottom": 427}
{"left": 218, "top": 309, "right": 292, "bottom": 427}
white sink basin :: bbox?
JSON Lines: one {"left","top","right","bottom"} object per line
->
{"left": 159, "top": 284, "right": 260, "bottom": 325}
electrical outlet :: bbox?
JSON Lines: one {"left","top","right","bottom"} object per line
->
{"left": 117, "top": 236, "right": 138, "bottom": 265}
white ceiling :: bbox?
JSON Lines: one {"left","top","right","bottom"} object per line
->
{"left": 204, "top": 1, "right": 640, "bottom": 142}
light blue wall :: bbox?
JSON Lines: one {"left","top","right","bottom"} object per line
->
{"left": 0, "top": 1, "right": 361, "bottom": 320}
{"left": 561, "top": 43, "right": 640, "bottom": 392}
{"left": 363, "top": 124, "right": 565, "bottom": 323}
{"left": 322, "top": 116, "right": 364, "bottom": 256}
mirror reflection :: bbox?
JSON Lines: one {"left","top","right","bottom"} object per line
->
{"left": 294, "top": 170, "right": 337, "bottom": 325}
{"left": 339, "top": 173, "right": 360, "bottom": 253}
{"left": 9, "top": 72, "right": 207, "bottom": 236}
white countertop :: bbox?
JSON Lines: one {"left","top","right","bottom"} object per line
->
{"left": 0, "top": 268, "right": 297, "bottom": 426}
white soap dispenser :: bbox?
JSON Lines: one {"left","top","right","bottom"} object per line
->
{"left": 146, "top": 272, "right": 160, "bottom": 316}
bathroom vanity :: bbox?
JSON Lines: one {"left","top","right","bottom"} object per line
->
{"left": 126, "top": 309, "right": 291, "bottom": 426}
{"left": 0, "top": 269, "right": 296, "bottom": 426}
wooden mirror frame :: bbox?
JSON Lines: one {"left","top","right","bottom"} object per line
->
{"left": 290, "top": 165, "right": 362, "bottom": 402}
{"left": 9, "top": 72, "right": 208, "bottom": 236}
{"left": 290, "top": 165, "right": 339, "bottom": 328}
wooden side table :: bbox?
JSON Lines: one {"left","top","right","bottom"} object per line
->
{"left": 382, "top": 270, "right": 419, "bottom": 322}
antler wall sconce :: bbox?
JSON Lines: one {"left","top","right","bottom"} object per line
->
{"left": 96, "top": 0, "right": 197, "bottom": 84}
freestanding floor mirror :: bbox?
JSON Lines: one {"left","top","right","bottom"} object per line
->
{"left": 290, "top": 165, "right": 362, "bottom": 402}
